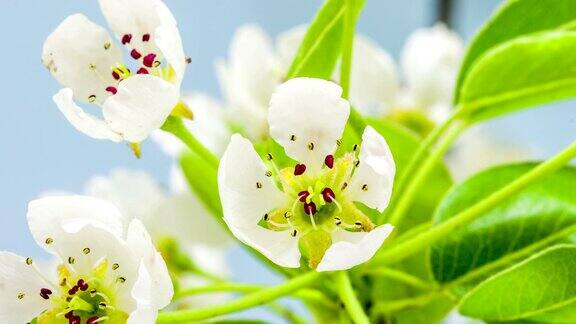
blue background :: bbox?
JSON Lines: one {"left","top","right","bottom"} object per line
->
{"left": 0, "top": 0, "right": 574, "bottom": 321}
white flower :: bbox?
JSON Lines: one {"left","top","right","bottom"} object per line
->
{"left": 85, "top": 169, "right": 232, "bottom": 250}
{"left": 0, "top": 196, "right": 172, "bottom": 324}
{"left": 397, "top": 23, "right": 464, "bottom": 122}
{"left": 218, "top": 78, "right": 395, "bottom": 271}
{"left": 42, "top": 0, "right": 187, "bottom": 143}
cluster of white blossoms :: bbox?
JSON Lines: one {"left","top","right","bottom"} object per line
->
{"left": 219, "top": 78, "right": 395, "bottom": 271}
{"left": 42, "top": 0, "right": 188, "bottom": 145}
{"left": 0, "top": 196, "right": 172, "bottom": 323}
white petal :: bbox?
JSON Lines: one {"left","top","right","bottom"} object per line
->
{"left": 348, "top": 127, "right": 396, "bottom": 212}
{"left": 152, "top": 93, "right": 231, "bottom": 156}
{"left": 102, "top": 75, "right": 179, "bottom": 143}
{"left": 218, "top": 134, "right": 287, "bottom": 227}
{"left": 154, "top": 0, "right": 187, "bottom": 86}
{"left": 348, "top": 36, "right": 399, "bottom": 116}
{"left": 53, "top": 88, "right": 123, "bottom": 142}
{"left": 268, "top": 78, "right": 350, "bottom": 172}
{"left": 316, "top": 224, "right": 393, "bottom": 272}
{"left": 85, "top": 169, "right": 167, "bottom": 225}
{"left": 225, "top": 220, "right": 301, "bottom": 268}
{"left": 27, "top": 195, "right": 125, "bottom": 254}
{"left": 400, "top": 23, "right": 464, "bottom": 113}
{"left": 145, "top": 193, "right": 233, "bottom": 248}
{"left": 126, "top": 220, "right": 173, "bottom": 309}
{"left": 0, "top": 252, "right": 52, "bottom": 323}
{"left": 42, "top": 14, "right": 122, "bottom": 105}
{"left": 276, "top": 24, "right": 307, "bottom": 75}
{"left": 128, "top": 305, "right": 157, "bottom": 324}
{"left": 217, "top": 24, "right": 279, "bottom": 140}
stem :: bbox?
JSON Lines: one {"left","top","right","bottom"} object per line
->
{"left": 378, "top": 108, "right": 462, "bottom": 224}
{"left": 157, "top": 272, "right": 324, "bottom": 323}
{"left": 388, "top": 122, "right": 466, "bottom": 226}
{"left": 366, "top": 268, "right": 433, "bottom": 290}
{"left": 373, "top": 291, "right": 446, "bottom": 314}
{"left": 371, "top": 140, "right": 576, "bottom": 266}
{"left": 174, "top": 283, "right": 336, "bottom": 310}
{"left": 335, "top": 272, "right": 370, "bottom": 324}
{"left": 161, "top": 116, "right": 219, "bottom": 168}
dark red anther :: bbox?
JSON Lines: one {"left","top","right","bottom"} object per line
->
{"left": 143, "top": 53, "right": 157, "bottom": 68}
{"left": 77, "top": 279, "right": 88, "bottom": 291}
{"left": 298, "top": 191, "right": 309, "bottom": 202}
{"left": 325, "top": 155, "right": 334, "bottom": 169}
{"left": 87, "top": 316, "right": 99, "bottom": 324}
{"left": 137, "top": 67, "right": 149, "bottom": 74}
{"left": 64, "top": 311, "right": 73, "bottom": 319}
{"left": 112, "top": 71, "right": 120, "bottom": 80}
{"left": 106, "top": 86, "right": 118, "bottom": 95}
{"left": 142, "top": 34, "right": 151, "bottom": 42}
{"left": 39, "top": 288, "right": 52, "bottom": 300}
{"left": 121, "top": 34, "right": 132, "bottom": 45}
{"left": 130, "top": 49, "right": 142, "bottom": 59}
{"left": 322, "top": 187, "right": 335, "bottom": 202}
{"left": 68, "top": 285, "right": 78, "bottom": 295}
{"left": 70, "top": 316, "right": 81, "bottom": 324}
{"left": 294, "top": 164, "right": 306, "bottom": 176}
{"left": 304, "top": 202, "right": 317, "bottom": 215}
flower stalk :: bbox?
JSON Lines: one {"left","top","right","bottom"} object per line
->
{"left": 157, "top": 271, "right": 324, "bottom": 323}
{"left": 334, "top": 271, "right": 370, "bottom": 324}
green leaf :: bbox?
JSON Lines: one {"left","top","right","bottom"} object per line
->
{"left": 431, "top": 163, "right": 576, "bottom": 284}
{"left": 459, "top": 245, "right": 576, "bottom": 321}
{"left": 455, "top": 0, "right": 576, "bottom": 103}
{"left": 460, "top": 31, "right": 576, "bottom": 122}
{"left": 179, "top": 151, "right": 221, "bottom": 216}
{"left": 366, "top": 117, "right": 453, "bottom": 230}
{"left": 286, "top": 0, "right": 365, "bottom": 79}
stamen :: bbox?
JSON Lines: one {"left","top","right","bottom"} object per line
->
{"left": 322, "top": 188, "right": 335, "bottom": 203}
{"left": 121, "top": 34, "right": 132, "bottom": 45}
{"left": 142, "top": 34, "right": 151, "bottom": 42}
{"left": 137, "top": 67, "right": 149, "bottom": 74}
{"left": 304, "top": 202, "right": 317, "bottom": 215}
{"left": 130, "top": 49, "right": 142, "bottom": 59}
{"left": 298, "top": 191, "right": 309, "bottom": 202}
{"left": 68, "top": 286, "right": 78, "bottom": 295}
{"left": 143, "top": 53, "right": 157, "bottom": 68}
{"left": 39, "top": 288, "right": 52, "bottom": 300}
{"left": 112, "top": 71, "right": 120, "bottom": 80}
{"left": 105, "top": 86, "right": 117, "bottom": 95}
{"left": 87, "top": 316, "right": 101, "bottom": 324}
{"left": 294, "top": 164, "right": 306, "bottom": 176}
{"left": 324, "top": 155, "right": 334, "bottom": 169}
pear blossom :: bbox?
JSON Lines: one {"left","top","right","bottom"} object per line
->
{"left": 218, "top": 78, "right": 395, "bottom": 271}
{"left": 42, "top": 0, "right": 187, "bottom": 144}
{"left": 0, "top": 196, "right": 172, "bottom": 324}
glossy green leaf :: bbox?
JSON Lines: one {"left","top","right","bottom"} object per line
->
{"left": 179, "top": 151, "right": 221, "bottom": 216}
{"left": 286, "top": 0, "right": 364, "bottom": 79}
{"left": 431, "top": 163, "right": 576, "bottom": 284}
{"left": 459, "top": 245, "right": 576, "bottom": 321}
{"left": 460, "top": 31, "right": 576, "bottom": 122}
{"left": 366, "top": 117, "right": 453, "bottom": 230}
{"left": 455, "top": 0, "right": 576, "bottom": 102}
